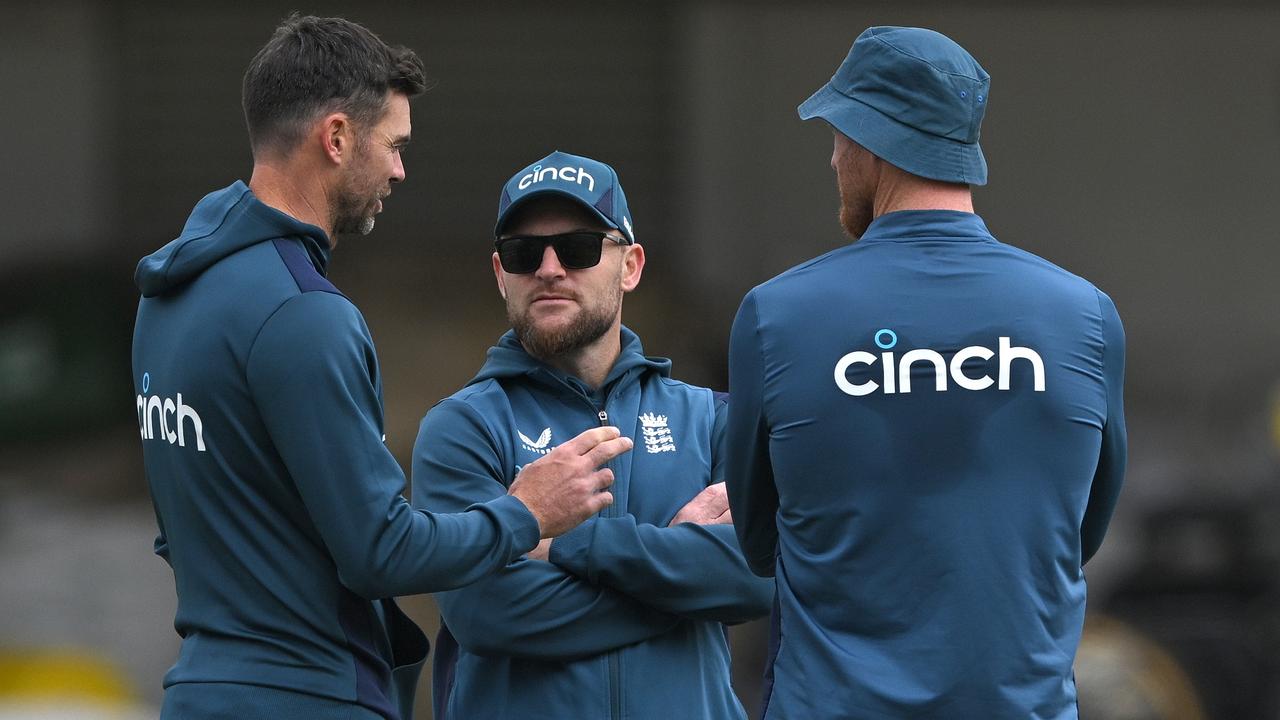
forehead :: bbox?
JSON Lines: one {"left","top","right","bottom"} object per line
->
{"left": 373, "top": 92, "right": 411, "bottom": 134}
{"left": 502, "top": 196, "right": 606, "bottom": 236}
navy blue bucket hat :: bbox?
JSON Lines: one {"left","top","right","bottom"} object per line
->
{"left": 495, "top": 150, "right": 636, "bottom": 243}
{"left": 798, "top": 26, "right": 991, "bottom": 186}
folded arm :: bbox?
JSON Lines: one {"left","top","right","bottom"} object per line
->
{"left": 413, "top": 399, "right": 679, "bottom": 661}
{"left": 549, "top": 515, "right": 773, "bottom": 623}
{"left": 550, "top": 396, "right": 772, "bottom": 622}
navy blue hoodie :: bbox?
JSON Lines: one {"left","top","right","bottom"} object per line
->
{"left": 412, "top": 329, "right": 774, "bottom": 720}
{"left": 132, "top": 181, "right": 540, "bottom": 719}
{"left": 726, "top": 210, "right": 1126, "bottom": 719}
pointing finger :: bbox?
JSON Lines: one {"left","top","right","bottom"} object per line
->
{"left": 559, "top": 426, "right": 621, "bottom": 456}
{"left": 585, "top": 435, "right": 633, "bottom": 467}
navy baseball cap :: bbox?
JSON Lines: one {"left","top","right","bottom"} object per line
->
{"left": 494, "top": 150, "right": 636, "bottom": 243}
{"left": 798, "top": 26, "right": 990, "bottom": 186}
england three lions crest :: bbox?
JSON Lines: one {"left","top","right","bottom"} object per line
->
{"left": 638, "top": 412, "right": 676, "bottom": 454}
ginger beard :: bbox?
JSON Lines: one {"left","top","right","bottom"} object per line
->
{"left": 507, "top": 265, "right": 624, "bottom": 361}
{"left": 832, "top": 132, "right": 876, "bottom": 240}
{"left": 838, "top": 181, "right": 874, "bottom": 240}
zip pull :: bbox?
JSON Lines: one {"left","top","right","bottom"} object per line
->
{"left": 597, "top": 409, "right": 609, "bottom": 426}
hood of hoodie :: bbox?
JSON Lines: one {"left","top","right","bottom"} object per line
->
{"left": 470, "top": 326, "right": 671, "bottom": 395}
{"left": 135, "top": 180, "right": 331, "bottom": 297}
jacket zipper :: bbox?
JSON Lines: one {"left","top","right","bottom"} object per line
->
{"left": 593, "top": 405, "right": 622, "bottom": 719}
{"left": 583, "top": 399, "right": 622, "bottom": 712}
{"left": 541, "top": 367, "right": 634, "bottom": 718}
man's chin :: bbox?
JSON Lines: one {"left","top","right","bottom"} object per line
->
{"left": 526, "top": 313, "right": 577, "bottom": 338}
{"left": 332, "top": 216, "right": 376, "bottom": 243}
{"left": 513, "top": 315, "right": 577, "bottom": 355}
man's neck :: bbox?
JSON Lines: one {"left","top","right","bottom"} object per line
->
{"left": 873, "top": 165, "right": 974, "bottom": 218}
{"left": 248, "top": 161, "right": 334, "bottom": 241}
{"left": 537, "top": 324, "right": 623, "bottom": 392}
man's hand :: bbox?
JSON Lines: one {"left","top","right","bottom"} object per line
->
{"left": 527, "top": 538, "right": 552, "bottom": 561}
{"left": 669, "top": 482, "right": 732, "bottom": 526}
{"left": 508, "top": 426, "right": 631, "bottom": 538}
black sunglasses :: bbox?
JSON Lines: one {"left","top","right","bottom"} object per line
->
{"left": 494, "top": 231, "right": 631, "bottom": 274}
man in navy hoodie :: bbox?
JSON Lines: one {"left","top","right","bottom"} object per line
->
{"left": 412, "top": 151, "right": 774, "bottom": 719}
{"left": 725, "top": 27, "right": 1127, "bottom": 719}
{"left": 132, "top": 16, "right": 629, "bottom": 720}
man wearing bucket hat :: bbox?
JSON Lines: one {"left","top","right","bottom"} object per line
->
{"left": 411, "top": 151, "right": 773, "bottom": 719}
{"left": 724, "top": 27, "right": 1127, "bottom": 718}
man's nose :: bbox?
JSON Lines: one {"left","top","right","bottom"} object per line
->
{"left": 534, "top": 244, "right": 566, "bottom": 280}
{"left": 390, "top": 152, "right": 406, "bottom": 183}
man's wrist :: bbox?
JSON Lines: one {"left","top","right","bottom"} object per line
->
{"left": 485, "top": 494, "right": 542, "bottom": 556}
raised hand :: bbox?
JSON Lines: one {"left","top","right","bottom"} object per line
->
{"left": 508, "top": 426, "right": 632, "bottom": 538}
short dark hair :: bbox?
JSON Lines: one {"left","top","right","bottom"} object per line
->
{"left": 242, "top": 13, "right": 426, "bottom": 156}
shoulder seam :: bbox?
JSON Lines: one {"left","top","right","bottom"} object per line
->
{"left": 748, "top": 291, "right": 769, "bottom": 423}
{"left": 430, "top": 392, "right": 511, "bottom": 479}
{"left": 433, "top": 390, "right": 506, "bottom": 448}
{"left": 272, "top": 237, "right": 344, "bottom": 297}
{"left": 1094, "top": 287, "right": 1109, "bottom": 423}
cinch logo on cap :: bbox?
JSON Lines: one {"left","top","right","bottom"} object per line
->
{"left": 516, "top": 164, "right": 596, "bottom": 193}
{"left": 833, "top": 329, "right": 1045, "bottom": 396}
{"left": 135, "top": 372, "right": 207, "bottom": 451}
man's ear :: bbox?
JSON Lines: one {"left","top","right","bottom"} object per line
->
{"left": 620, "top": 243, "right": 645, "bottom": 293}
{"left": 319, "top": 112, "right": 353, "bottom": 165}
{"left": 492, "top": 252, "right": 508, "bottom": 300}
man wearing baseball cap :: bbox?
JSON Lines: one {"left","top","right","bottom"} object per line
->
{"left": 411, "top": 150, "right": 773, "bottom": 719}
{"left": 724, "top": 27, "right": 1128, "bottom": 718}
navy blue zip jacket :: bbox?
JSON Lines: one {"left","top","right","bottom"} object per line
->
{"left": 726, "top": 210, "right": 1127, "bottom": 719}
{"left": 412, "top": 328, "right": 774, "bottom": 720}
{"left": 132, "top": 181, "right": 540, "bottom": 719}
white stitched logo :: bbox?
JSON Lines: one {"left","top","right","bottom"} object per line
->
{"left": 516, "top": 165, "right": 595, "bottom": 193}
{"left": 518, "top": 427, "right": 553, "bottom": 455}
{"left": 833, "top": 328, "right": 1046, "bottom": 396}
{"left": 135, "top": 372, "right": 207, "bottom": 452}
{"left": 638, "top": 412, "right": 675, "bottom": 454}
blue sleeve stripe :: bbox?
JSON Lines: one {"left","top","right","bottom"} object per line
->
{"left": 337, "top": 589, "right": 396, "bottom": 719}
{"left": 273, "top": 237, "right": 344, "bottom": 297}
{"left": 760, "top": 589, "right": 781, "bottom": 717}
{"left": 432, "top": 622, "right": 462, "bottom": 720}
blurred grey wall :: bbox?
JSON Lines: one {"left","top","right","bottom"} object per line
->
{"left": 677, "top": 4, "right": 1280, "bottom": 404}
{"left": 1, "top": 1, "right": 116, "bottom": 266}
{"left": 6, "top": 2, "right": 1279, "bottom": 412}
{"left": 2, "top": 1, "right": 1278, "bottom": 716}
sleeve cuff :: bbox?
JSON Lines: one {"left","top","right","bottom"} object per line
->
{"left": 549, "top": 517, "right": 598, "bottom": 580}
{"left": 479, "top": 494, "right": 541, "bottom": 561}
